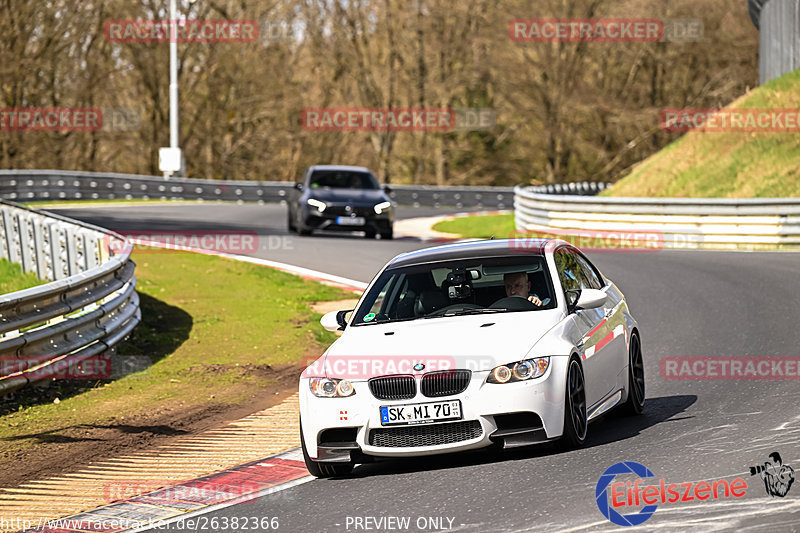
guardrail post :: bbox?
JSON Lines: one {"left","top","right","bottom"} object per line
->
{"left": 49, "top": 224, "right": 66, "bottom": 280}
{"left": 33, "top": 221, "right": 46, "bottom": 280}
{"left": 17, "top": 213, "right": 34, "bottom": 274}
{"left": 65, "top": 226, "right": 79, "bottom": 276}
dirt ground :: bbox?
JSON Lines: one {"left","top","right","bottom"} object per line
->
{"left": 0, "top": 363, "right": 301, "bottom": 489}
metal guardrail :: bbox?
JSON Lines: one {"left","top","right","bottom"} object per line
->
{"left": 514, "top": 186, "right": 800, "bottom": 248}
{"left": 0, "top": 170, "right": 518, "bottom": 208}
{"left": 0, "top": 170, "right": 605, "bottom": 208}
{"left": 0, "top": 200, "right": 140, "bottom": 395}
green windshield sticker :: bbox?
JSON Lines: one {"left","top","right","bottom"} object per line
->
{"left": 364, "top": 313, "right": 376, "bottom": 322}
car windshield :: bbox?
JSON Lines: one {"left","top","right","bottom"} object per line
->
{"left": 309, "top": 170, "right": 379, "bottom": 190}
{"left": 352, "top": 255, "right": 556, "bottom": 325}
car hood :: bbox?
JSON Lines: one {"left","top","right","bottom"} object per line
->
{"left": 315, "top": 310, "right": 564, "bottom": 379}
{"left": 306, "top": 188, "right": 388, "bottom": 205}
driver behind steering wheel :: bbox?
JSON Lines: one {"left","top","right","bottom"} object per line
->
{"left": 503, "top": 272, "right": 543, "bottom": 307}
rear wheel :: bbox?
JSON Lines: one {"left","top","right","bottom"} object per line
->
{"left": 300, "top": 422, "right": 354, "bottom": 478}
{"left": 619, "top": 332, "right": 645, "bottom": 415}
{"left": 559, "top": 357, "right": 587, "bottom": 449}
{"left": 364, "top": 229, "right": 376, "bottom": 239}
{"left": 380, "top": 229, "right": 393, "bottom": 240}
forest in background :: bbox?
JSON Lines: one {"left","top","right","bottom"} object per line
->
{"left": 0, "top": 0, "right": 758, "bottom": 185}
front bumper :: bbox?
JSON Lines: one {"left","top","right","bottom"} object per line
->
{"left": 302, "top": 205, "right": 393, "bottom": 233}
{"left": 299, "top": 357, "right": 570, "bottom": 462}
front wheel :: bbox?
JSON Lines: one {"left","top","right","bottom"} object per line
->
{"left": 559, "top": 357, "right": 587, "bottom": 449}
{"left": 300, "top": 422, "right": 354, "bottom": 478}
{"left": 619, "top": 332, "right": 645, "bottom": 415}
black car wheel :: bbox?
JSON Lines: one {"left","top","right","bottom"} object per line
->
{"left": 364, "top": 229, "right": 376, "bottom": 239}
{"left": 380, "top": 229, "right": 393, "bottom": 240}
{"left": 287, "top": 208, "right": 297, "bottom": 232}
{"left": 559, "top": 356, "right": 587, "bottom": 449}
{"left": 619, "top": 332, "right": 645, "bottom": 415}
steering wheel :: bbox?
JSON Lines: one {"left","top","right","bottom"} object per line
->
{"left": 429, "top": 303, "right": 482, "bottom": 316}
{"left": 489, "top": 296, "right": 541, "bottom": 310}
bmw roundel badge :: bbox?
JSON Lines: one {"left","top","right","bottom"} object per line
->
{"left": 413, "top": 363, "right": 425, "bottom": 371}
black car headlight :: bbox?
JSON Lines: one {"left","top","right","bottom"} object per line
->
{"left": 309, "top": 378, "right": 356, "bottom": 397}
{"left": 487, "top": 357, "right": 550, "bottom": 384}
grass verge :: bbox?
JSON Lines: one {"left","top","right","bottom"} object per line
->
{"left": 432, "top": 213, "right": 519, "bottom": 239}
{"left": 0, "top": 259, "right": 46, "bottom": 294}
{"left": 0, "top": 250, "right": 353, "bottom": 454}
{"left": 603, "top": 69, "right": 800, "bottom": 198}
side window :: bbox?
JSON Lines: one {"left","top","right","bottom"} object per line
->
{"left": 554, "top": 249, "right": 582, "bottom": 292}
{"left": 575, "top": 254, "right": 603, "bottom": 289}
{"left": 555, "top": 248, "right": 596, "bottom": 291}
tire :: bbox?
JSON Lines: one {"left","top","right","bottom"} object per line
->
{"left": 559, "top": 356, "right": 587, "bottom": 449}
{"left": 300, "top": 423, "right": 354, "bottom": 478}
{"left": 619, "top": 332, "right": 645, "bottom": 415}
{"left": 287, "top": 208, "right": 297, "bottom": 233}
{"left": 364, "top": 229, "right": 377, "bottom": 239}
{"left": 380, "top": 229, "right": 393, "bottom": 240}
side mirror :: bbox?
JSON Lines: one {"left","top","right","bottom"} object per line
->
{"left": 294, "top": 182, "right": 303, "bottom": 190}
{"left": 566, "top": 289, "right": 581, "bottom": 314}
{"left": 576, "top": 289, "right": 607, "bottom": 310}
{"left": 383, "top": 185, "right": 392, "bottom": 194}
{"left": 320, "top": 309, "right": 353, "bottom": 331}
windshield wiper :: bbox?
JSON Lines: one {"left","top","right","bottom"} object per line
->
{"left": 444, "top": 308, "right": 508, "bottom": 316}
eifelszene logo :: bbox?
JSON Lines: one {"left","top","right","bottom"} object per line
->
{"left": 595, "top": 461, "right": 748, "bottom": 526}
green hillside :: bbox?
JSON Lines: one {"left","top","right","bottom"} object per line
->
{"left": 603, "top": 69, "right": 800, "bottom": 198}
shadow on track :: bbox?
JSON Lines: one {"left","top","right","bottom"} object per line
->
{"left": 329, "top": 394, "right": 696, "bottom": 480}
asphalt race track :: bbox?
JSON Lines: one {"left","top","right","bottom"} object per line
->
{"left": 50, "top": 204, "right": 800, "bottom": 532}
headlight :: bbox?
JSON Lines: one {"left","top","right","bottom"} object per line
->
{"left": 373, "top": 201, "right": 392, "bottom": 214}
{"left": 307, "top": 198, "right": 326, "bottom": 212}
{"left": 309, "top": 378, "right": 356, "bottom": 397}
{"left": 487, "top": 357, "right": 550, "bottom": 384}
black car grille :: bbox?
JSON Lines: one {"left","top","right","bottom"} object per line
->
{"left": 369, "top": 420, "right": 483, "bottom": 448}
{"left": 325, "top": 205, "right": 374, "bottom": 217}
{"left": 369, "top": 375, "right": 416, "bottom": 400}
{"left": 421, "top": 370, "right": 471, "bottom": 398}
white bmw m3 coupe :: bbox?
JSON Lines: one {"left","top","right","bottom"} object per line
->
{"left": 299, "top": 239, "right": 645, "bottom": 477}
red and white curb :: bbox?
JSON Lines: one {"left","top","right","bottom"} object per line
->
{"left": 24, "top": 449, "right": 311, "bottom": 533}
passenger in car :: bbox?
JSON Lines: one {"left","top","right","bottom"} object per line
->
{"left": 503, "top": 272, "right": 543, "bottom": 306}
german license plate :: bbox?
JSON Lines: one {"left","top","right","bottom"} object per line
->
{"left": 336, "top": 216, "right": 365, "bottom": 226}
{"left": 380, "top": 400, "right": 462, "bottom": 426}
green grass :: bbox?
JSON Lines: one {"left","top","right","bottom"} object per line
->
{"left": 433, "top": 213, "right": 519, "bottom": 239}
{"left": 0, "top": 250, "right": 353, "bottom": 452}
{"left": 603, "top": 69, "right": 800, "bottom": 198}
{"left": 0, "top": 259, "right": 45, "bottom": 294}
